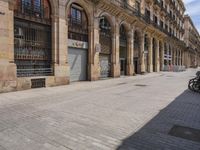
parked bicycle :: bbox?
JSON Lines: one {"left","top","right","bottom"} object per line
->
{"left": 188, "top": 71, "right": 200, "bottom": 93}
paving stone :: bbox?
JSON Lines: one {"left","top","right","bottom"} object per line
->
{"left": 0, "top": 69, "right": 199, "bottom": 150}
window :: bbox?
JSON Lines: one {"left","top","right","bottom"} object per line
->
{"left": 34, "top": 0, "right": 41, "bottom": 17}
{"left": 34, "top": 0, "right": 41, "bottom": 12}
{"left": 15, "top": 0, "right": 51, "bottom": 20}
{"left": 160, "top": 20, "right": 164, "bottom": 28}
{"left": 154, "top": 15, "right": 158, "bottom": 24}
{"left": 14, "top": 0, "right": 52, "bottom": 77}
{"left": 71, "top": 7, "right": 82, "bottom": 24}
{"left": 145, "top": 9, "right": 151, "bottom": 23}
{"left": 165, "top": 24, "right": 168, "bottom": 31}
{"left": 135, "top": 2, "right": 140, "bottom": 15}
{"left": 22, "top": 0, "right": 31, "bottom": 6}
{"left": 145, "top": 9, "right": 150, "bottom": 18}
{"left": 68, "top": 4, "right": 88, "bottom": 42}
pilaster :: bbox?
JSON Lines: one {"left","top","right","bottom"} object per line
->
{"left": 89, "top": 17, "right": 100, "bottom": 81}
{"left": 0, "top": 1, "right": 17, "bottom": 92}
{"left": 140, "top": 32, "right": 145, "bottom": 74}
{"left": 53, "top": 5, "right": 69, "bottom": 85}
{"left": 155, "top": 39, "right": 160, "bottom": 72}
{"left": 111, "top": 20, "right": 120, "bottom": 78}
{"left": 172, "top": 48, "right": 175, "bottom": 66}
{"left": 160, "top": 41, "right": 164, "bottom": 71}
{"left": 148, "top": 37, "right": 153, "bottom": 73}
{"left": 126, "top": 28, "right": 134, "bottom": 76}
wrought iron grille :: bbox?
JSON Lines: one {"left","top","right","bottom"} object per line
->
{"left": 68, "top": 4, "right": 88, "bottom": 42}
{"left": 14, "top": 19, "right": 53, "bottom": 77}
{"left": 120, "top": 25, "right": 127, "bottom": 47}
{"left": 31, "top": 78, "right": 46, "bottom": 88}
{"left": 100, "top": 33, "right": 112, "bottom": 55}
{"left": 99, "top": 17, "right": 112, "bottom": 54}
{"left": 68, "top": 18, "right": 88, "bottom": 42}
{"left": 134, "top": 31, "right": 140, "bottom": 51}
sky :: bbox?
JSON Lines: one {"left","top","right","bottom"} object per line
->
{"left": 184, "top": 0, "right": 200, "bottom": 33}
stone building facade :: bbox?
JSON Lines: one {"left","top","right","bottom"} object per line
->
{"left": 0, "top": 0, "right": 199, "bottom": 92}
{"left": 184, "top": 15, "right": 200, "bottom": 68}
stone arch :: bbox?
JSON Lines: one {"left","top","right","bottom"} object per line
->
{"left": 65, "top": 0, "right": 93, "bottom": 27}
{"left": 48, "top": 0, "right": 58, "bottom": 16}
{"left": 97, "top": 11, "right": 115, "bottom": 35}
{"left": 66, "top": 1, "right": 92, "bottom": 82}
{"left": 98, "top": 13, "right": 114, "bottom": 78}
{"left": 119, "top": 21, "right": 130, "bottom": 36}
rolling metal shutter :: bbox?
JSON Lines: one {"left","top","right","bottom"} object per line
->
{"left": 68, "top": 48, "right": 87, "bottom": 82}
{"left": 100, "top": 54, "right": 110, "bottom": 78}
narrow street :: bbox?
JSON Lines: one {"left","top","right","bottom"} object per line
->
{"left": 0, "top": 69, "right": 199, "bottom": 150}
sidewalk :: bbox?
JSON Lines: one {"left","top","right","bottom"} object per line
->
{"left": 0, "top": 69, "right": 199, "bottom": 150}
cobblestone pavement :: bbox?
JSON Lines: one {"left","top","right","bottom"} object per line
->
{"left": 0, "top": 69, "right": 200, "bottom": 150}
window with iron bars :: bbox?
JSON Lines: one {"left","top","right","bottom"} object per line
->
{"left": 68, "top": 4, "right": 88, "bottom": 42}
{"left": 14, "top": 0, "right": 52, "bottom": 77}
{"left": 14, "top": 0, "right": 51, "bottom": 22}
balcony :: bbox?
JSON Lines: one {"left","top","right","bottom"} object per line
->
{"left": 110, "top": 0, "right": 140, "bottom": 16}
{"left": 102, "top": 0, "right": 184, "bottom": 41}
{"left": 14, "top": 1, "right": 51, "bottom": 25}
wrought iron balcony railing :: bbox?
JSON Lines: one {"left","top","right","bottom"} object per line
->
{"left": 110, "top": 0, "right": 140, "bottom": 16}
{"left": 17, "top": 68, "right": 53, "bottom": 77}
{"left": 96, "top": 0, "right": 183, "bottom": 42}
{"left": 14, "top": 1, "right": 51, "bottom": 24}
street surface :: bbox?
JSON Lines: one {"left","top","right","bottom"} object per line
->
{"left": 0, "top": 69, "right": 200, "bottom": 150}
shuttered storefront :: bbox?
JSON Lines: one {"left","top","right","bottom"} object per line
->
{"left": 68, "top": 47, "right": 87, "bottom": 82}
{"left": 99, "top": 17, "right": 112, "bottom": 78}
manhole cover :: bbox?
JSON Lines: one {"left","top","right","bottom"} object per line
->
{"left": 134, "top": 84, "right": 147, "bottom": 87}
{"left": 166, "top": 76, "right": 174, "bottom": 77}
{"left": 169, "top": 125, "right": 200, "bottom": 143}
{"left": 116, "top": 82, "right": 127, "bottom": 86}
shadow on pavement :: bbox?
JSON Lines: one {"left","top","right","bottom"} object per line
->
{"left": 116, "top": 90, "right": 200, "bottom": 150}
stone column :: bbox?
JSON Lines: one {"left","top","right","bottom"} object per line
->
{"left": 111, "top": 20, "right": 120, "bottom": 78}
{"left": 53, "top": 4, "right": 69, "bottom": 85}
{"left": 126, "top": 28, "right": 134, "bottom": 76}
{"left": 148, "top": 37, "right": 153, "bottom": 73}
{"left": 140, "top": 32, "right": 145, "bottom": 74}
{"left": 172, "top": 48, "right": 176, "bottom": 66}
{"left": 177, "top": 50, "right": 180, "bottom": 66}
{"left": 181, "top": 51, "right": 184, "bottom": 66}
{"left": 179, "top": 50, "right": 181, "bottom": 66}
{"left": 183, "top": 50, "right": 188, "bottom": 68}
{"left": 88, "top": 17, "right": 100, "bottom": 81}
{"left": 160, "top": 41, "right": 164, "bottom": 71}
{"left": 0, "top": 1, "right": 17, "bottom": 92}
{"left": 166, "top": 44, "right": 169, "bottom": 66}
{"left": 155, "top": 39, "right": 160, "bottom": 72}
